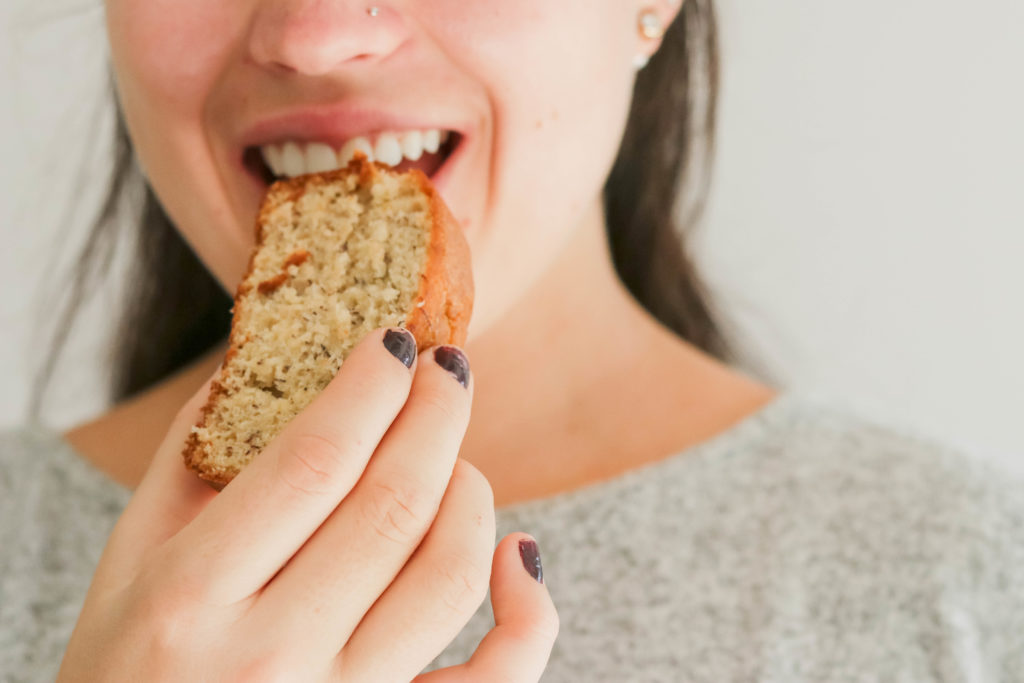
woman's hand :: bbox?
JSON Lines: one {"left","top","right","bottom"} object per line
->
{"left": 58, "top": 328, "right": 558, "bottom": 682}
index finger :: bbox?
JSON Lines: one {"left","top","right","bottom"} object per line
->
{"left": 162, "top": 327, "right": 417, "bottom": 603}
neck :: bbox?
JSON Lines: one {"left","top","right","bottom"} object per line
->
{"left": 460, "top": 200, "right": 775, "bottom": 504}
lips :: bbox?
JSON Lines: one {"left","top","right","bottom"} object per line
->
{"left": 238, "top": 105, "right": 470, "bottom": 189}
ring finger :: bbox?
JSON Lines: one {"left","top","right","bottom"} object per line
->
{"left": 334, "top": 458, "right": 496, "bottom": 682}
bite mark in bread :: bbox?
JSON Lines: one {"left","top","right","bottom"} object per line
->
{"left": 183, "top": 156, "right": 472, "bottom": 486}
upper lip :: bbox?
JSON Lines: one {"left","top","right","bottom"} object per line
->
{"left": 238, "top": 103, "right": 468, "bottom": 150}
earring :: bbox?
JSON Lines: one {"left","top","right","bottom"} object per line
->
{"left": 366, "top": 6, "right": 380, "bottom": 17}
{"left": 638, "top": 10, "right": 664, "bottom": 40}
{"left": 634, "top": 9, "right": 663, "bottom": 71}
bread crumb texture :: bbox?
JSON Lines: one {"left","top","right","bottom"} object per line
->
{"left": 189, "top": 167, "right": 430, "bottom": 480}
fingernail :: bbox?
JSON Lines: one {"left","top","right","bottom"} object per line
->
{"left": 433, "top": 346, "right": 470, "bottom": 388}
{"left": 383, "top": 328, "right": 416, "bottom": 368}
{"left": 518, "top": 538, "right": 544, "bottom": 584}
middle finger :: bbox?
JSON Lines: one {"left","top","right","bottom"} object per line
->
{"left": 250, "top": 345, "right": 473, "bottom": 658}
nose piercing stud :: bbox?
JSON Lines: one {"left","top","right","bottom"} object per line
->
{"left": 367, "top": 6, "right": 380, "bottom": 17}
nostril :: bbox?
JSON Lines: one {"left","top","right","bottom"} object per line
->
{"left": 247, "top": 4, "right": 410, "bottom": 77}
{"left": 268, "top": 61, "right": 298, "bottom": 75}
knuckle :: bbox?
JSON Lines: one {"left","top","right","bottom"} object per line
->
{"left": 141, "top": 546, "right": 218, "bottom": 611}
{"left": 451, "top": 459, "right": 496, "bottom": 513}
{"left": 275, "top": 432, "right": 349, "bottom": 497}
{"left": 122, "top": 575, "right": 200, "bottom": 657}
{"left": 236, "top": 652, "right": 323, "bottom": 683}
{"left": 497, "top": 591, "right": 560, "bottom": 649}
{"left": 530, "top": 605, "right": 561, "bottom": 643}
{"left": 346, "top": 352, "right": 412, "bottom": 400}
{"left": 360, "top": 476, "right": 432, "bottom": 546}
{"left": 145, "top": 609, "right": 196, "bottom": 660}
{"left": 430, "top": 550, "right": 490, "bottom": 616}
{"left": 447, "top": 462, "right": 497, "bottom": 539}
{"left": 416, "top": 383, "right": 471, "bottom": 428}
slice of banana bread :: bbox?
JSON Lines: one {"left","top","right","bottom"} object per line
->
{"left": 184, "top": 156, "right": 473, "bottom": 486}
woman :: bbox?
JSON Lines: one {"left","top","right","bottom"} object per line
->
{"left": 3, "top": 0, "right": 1022, "bottom": 680}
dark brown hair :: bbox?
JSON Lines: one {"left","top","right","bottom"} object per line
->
{"left": 34, "top": 0, "right": 731, "bottom": 414}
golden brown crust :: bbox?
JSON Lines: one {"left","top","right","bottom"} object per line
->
{"left": 403, "top": 169, "right": 474, "bottom": 347}
{"left": 182, "top": 156, "right": 473, "bottom": 486}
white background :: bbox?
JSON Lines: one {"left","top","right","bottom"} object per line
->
{"left": 2, "top": 2, "right": 1022, "bottom": 467}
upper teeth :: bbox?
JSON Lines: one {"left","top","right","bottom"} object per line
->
{"left": 260, "top": 129, "right": 450, "bottom": 178}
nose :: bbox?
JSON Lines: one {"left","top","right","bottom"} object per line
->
{"left": 248, "top": 1, "right": 408, "bottom": 75}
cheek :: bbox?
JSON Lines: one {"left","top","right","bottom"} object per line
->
{"left": 436, "top": 0, "right": 635, "bottom": 138}
{"left": 106, "top": 0, "right": 240, "bottom": 118}
{"left": 486, "top": 3, "right": 636, "bottom": 205}
{"left": 106, "top": 0, "right": 249, "bottom": 285}
{"left": 431, "top": 1, "right": 638, "bottom": 300}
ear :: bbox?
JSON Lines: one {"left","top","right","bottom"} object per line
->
{"left": 634, "top": 1, "right": 684, "bottom": 67}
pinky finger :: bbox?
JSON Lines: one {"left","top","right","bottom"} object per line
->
{"left": 415, "top": 533, "right": 558, "bottom": 683}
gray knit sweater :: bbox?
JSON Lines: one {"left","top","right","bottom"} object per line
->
{"left": 2, "top": 394, "right": 1023, "bottom": 682}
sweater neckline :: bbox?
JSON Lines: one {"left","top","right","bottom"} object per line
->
{"left": 27, "top": 392, "right": 801, "bottom": 513}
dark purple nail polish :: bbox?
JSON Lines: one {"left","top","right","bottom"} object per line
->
{"left": 383, "top": 329, "right": 416, "bottom": 368}
{"left": 434, "top": 346, "right": 470, "bottom": 388}
{"left": 518, "top": 539, "right": 544, "bottom": 584}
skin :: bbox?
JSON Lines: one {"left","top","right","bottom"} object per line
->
{"left": 62, "top": 0, "right": 776, "bottom": 678}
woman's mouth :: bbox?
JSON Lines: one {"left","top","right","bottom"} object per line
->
{"left": 243, "top": 128, "right": 460, "bottom": 184}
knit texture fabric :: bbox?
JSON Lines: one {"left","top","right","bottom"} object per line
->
{"left": 2, "top": 394, "right": 1023, "bottom": 682}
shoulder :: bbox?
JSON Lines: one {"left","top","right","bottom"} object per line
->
{"left": 0, "top": 424, "right": 129, "bottom": 565}
{"left": 1, "top": 425, "right": 130, "bottom": 511}
{"left": 754, "top": 393, "right": 1024, "bottom": 517}
{"left": 0, "top": 426, "right": 129, "bottom": 679}
{"left": 732, "top": 394, "right": 1024, "bottom": 673}
{"left": 738, "top": 393, "right": 1024, "bottom": 562}
{"left": 0, "top": 424, "right": 130, "bottom": 571}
